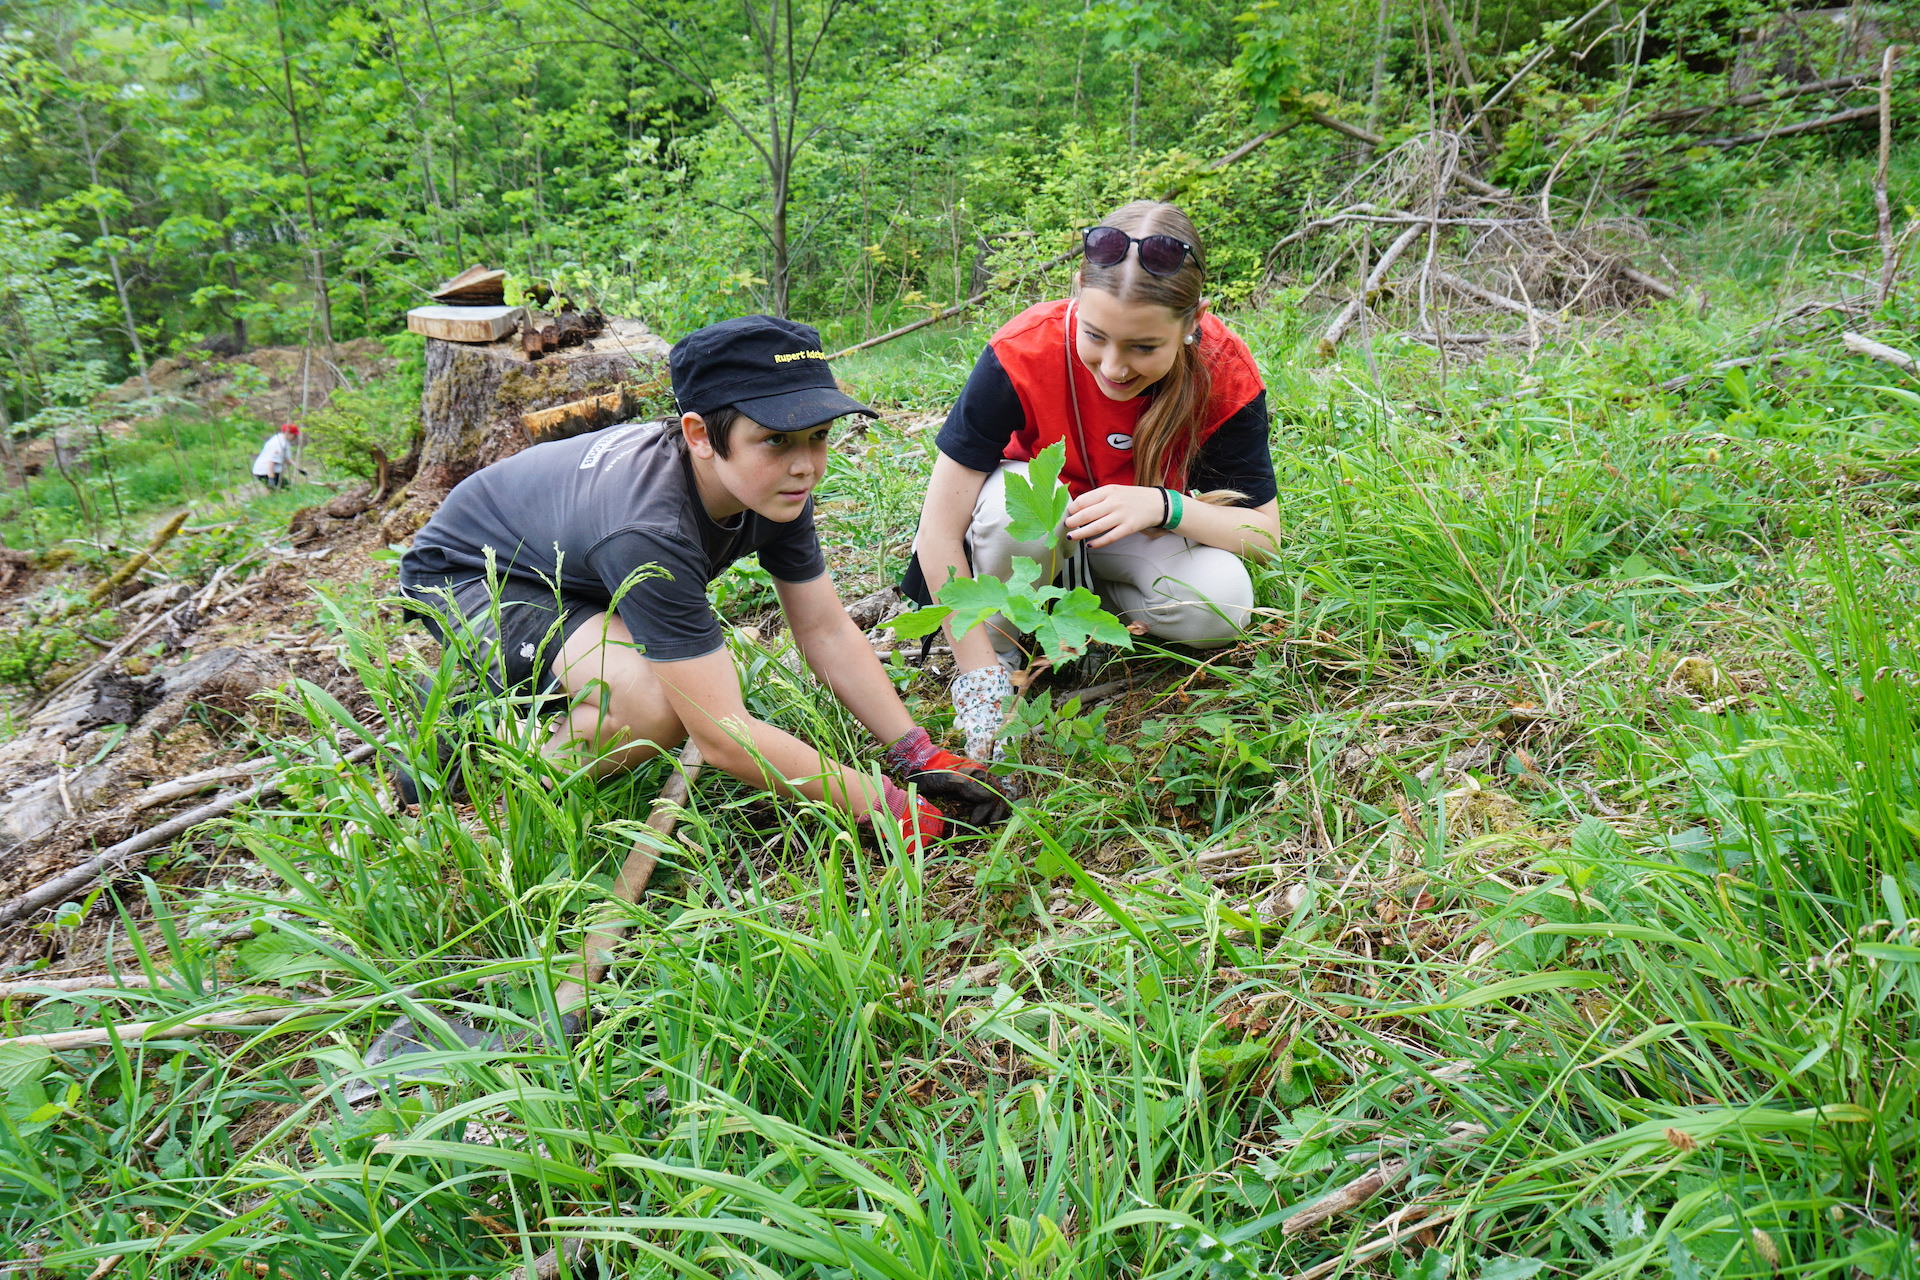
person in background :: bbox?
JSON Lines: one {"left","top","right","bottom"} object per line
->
{"left": 906, "top": 199, "right": 1282, "bottom": 760}
{"left": 252, "top": 422, "right": 300, "bottom": 490}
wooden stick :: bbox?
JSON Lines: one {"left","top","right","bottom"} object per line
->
{"left": 0, "top": 974, "right": 170, "bottom": 996}
{"left": 129, "top": 758, "right": 276, "bottom": 811}
{"left": 1842, "top": 331, "right": 1919, "bottom": 374}
{"left": 1284, "top": 1158, "right": 1411, "bottom": 1235}
{"left": 482, "top": 1239, "right": 588, "bottom": 1280}
{"left": 1282, "top": 1205, "right": 1465, "bottom": 1280}
{"left": 0, "top": 743, "right": 378, "bottom": 929}
{"left": 553, "top": 741, "right": 703, "bottom": 1015}
{"left": 0, "top": 1000, "right": 349, "bottom": 1051}
{"left": 1698, "top": 104, "right": 1879, "bottom": 148}
{"left": 1876, "top": 47, "right": 1903, "bottom": 303}
{"left": 1617, "top": 264, "right": 1677, "bottom": 300}
{"left": 1432, "top": 270, "right": 1558, "bottom": 324}
{"left": 1318, "top": 222, "right": 1428, "bottom": 355}
{"left": 1647, "top": 73, "right": 1874, "bottom": 123}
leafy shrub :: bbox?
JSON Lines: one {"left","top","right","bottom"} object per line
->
{"left": 0, "top": 621, "right": 87, "bottom": 690}
{"left": 305, "top": 335, "right": 423, "bottom": 481}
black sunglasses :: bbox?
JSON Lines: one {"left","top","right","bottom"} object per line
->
{"left": 1081, "top": 225, "right": 1199, "bottom": 276}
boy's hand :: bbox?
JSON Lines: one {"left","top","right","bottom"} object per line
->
{"left": 883, "top": 726, "right": 1015, "bottom": 825}
{"left": 870, "top": 778, "right": 949, "bottom": 850}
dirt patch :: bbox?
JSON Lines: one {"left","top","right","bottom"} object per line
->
{"left": 96, "top": 339, "right": 394, "bottom": 424}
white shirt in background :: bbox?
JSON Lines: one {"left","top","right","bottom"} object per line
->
{"left": 252, "top": 433, "right": 293, "bottom": 479}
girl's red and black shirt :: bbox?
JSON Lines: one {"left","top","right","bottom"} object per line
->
{"left": 935, "top": 298, "right": 1275, "bottom": 505}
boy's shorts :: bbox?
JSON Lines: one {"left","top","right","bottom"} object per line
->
{"left": 397, "top": 568, "right": 606, "bottom": 697}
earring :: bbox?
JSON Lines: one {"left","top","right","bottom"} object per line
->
{"left": 1184, "top": 331, "right": 1198, "bottom": 345}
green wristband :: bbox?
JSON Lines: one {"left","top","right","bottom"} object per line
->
{"left": 1165, "top": 489, "right": 1185, "bottom": 531}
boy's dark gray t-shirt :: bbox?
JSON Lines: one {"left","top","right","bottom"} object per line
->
{"left": 401, "top": 421, "right": 826, "bottom": 661}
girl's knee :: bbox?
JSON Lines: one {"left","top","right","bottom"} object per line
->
{"left": 1137, "top": 560, "right": 1254, "bottom": 645}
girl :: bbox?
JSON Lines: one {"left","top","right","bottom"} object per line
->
{"left": 909, "top": 200, "right": 1280, "bottom": 759}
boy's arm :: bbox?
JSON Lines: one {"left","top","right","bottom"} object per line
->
{"left": 647, "top": 646, "right": 886, "bottom": 815}
{"left": 779, "top": 574, "right": 1014, "bottom": 823}
{"left": 776, "top": 574, "right": 915, "bottom": 745}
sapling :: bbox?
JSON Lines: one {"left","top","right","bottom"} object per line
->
{"left": 892, "top": 442, "right": 1133, "bottom": 753}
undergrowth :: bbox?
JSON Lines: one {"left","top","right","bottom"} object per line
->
{"left": 4, "top": 247, "right": 1920, "bottom": 1276}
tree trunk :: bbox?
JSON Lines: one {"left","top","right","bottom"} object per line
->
{"left": 410, "top": 316, "right": 671, "bottom": 497}
{"left": 0, "top": 379, "right": 20, "bottom": 489}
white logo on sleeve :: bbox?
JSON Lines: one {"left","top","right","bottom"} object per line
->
{"left": 1105, "top": 433, "right": 1135, "bottom": 450}
{"left": 578, "top": 423, "right": 648, "bottom": 470}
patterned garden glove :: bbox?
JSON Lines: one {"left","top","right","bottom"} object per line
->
{"left": 882, "top": 725, "right": 1015, "bottom": 826}
{"left": 950, "top": 665, "right": 1018, "bottom": 764}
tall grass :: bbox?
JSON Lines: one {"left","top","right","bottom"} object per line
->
{"left": 4, "top": 266, "right": 1920, "bottom": 1274}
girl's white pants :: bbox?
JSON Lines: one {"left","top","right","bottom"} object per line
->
{"left": 958, "top": 460, "right": 1254, "bottom": 666}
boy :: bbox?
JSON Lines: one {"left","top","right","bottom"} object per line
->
{"left": 397, "top": 315, "right": 1009, "bottom": 841}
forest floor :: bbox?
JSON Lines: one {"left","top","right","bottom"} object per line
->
{"left": 1, "top": 229, "right": 1919, "bottom": 1278}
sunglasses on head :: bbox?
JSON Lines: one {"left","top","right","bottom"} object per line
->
{"left": 1081, "top": 225, "right": 1199, "bottom": 276}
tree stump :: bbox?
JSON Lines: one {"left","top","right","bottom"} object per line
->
{"left": 414, "top": 316, "right": 671, "bottom": 493}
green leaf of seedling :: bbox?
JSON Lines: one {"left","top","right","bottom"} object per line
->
{"left": 930, "top": 572, "right": 1012, "bottom": 637}
{"left": 1004, "top": 441, "right": 1070, "bottom": 542}
{"left": 1030, "top": 586, "right": 1134, "bottom": 660}
{"left": 888, "top": 606, "right": 951, "bottom": 640}
{"left": 1858, "top": 942, "right": 1920, "bottom": 963}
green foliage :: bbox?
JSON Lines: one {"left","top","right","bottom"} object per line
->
{"left": 304, "top": 336, "right": 423, "bottom": 481}
{"left": 896, "top": 445, "right": 1133, "bottom": 665}
{"left": 0, "top": 619, "right": 86, "bottom": 689}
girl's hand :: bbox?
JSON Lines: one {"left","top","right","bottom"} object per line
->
{"left": 1064, "top": 485, "right": 1166, "bottom": 548}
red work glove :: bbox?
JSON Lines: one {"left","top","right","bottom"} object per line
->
{"left": 882, "top": 727, "right": 1016, "bottom": 826}
{"left": 864, "top": 777, "right": 946, "bottom": 850}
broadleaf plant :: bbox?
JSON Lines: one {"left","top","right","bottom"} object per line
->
{"left": 893, "top": 443, "right": 1133, "bottom": 665}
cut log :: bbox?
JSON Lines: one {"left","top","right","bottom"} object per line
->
{"left": 407, "top": 306, "right": 523, "bottom": 343}
{"left": 431, "top": 266, "right": 508, "bottom": 304}
{"left": 522, "top": 388, "right": 646, "bottom": 444}
{"left": 413, "top": 316, "right": 671, "bottom": 494}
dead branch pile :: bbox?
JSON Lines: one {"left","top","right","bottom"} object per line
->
{"left": 1266, "top": 130, "right": 1676, "bottom": 359}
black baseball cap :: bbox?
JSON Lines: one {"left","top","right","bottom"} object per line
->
{"left": 669, "top": 315, "right": 875, "bottom": 431}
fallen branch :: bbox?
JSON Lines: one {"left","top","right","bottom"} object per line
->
{"left": 0, "top": 995, "right": 382, "bottom": 1051}
{"left": 1319, "top": 222, "right": 1429, "bottom": 355}
{"left": 486, "top": 1239, "right": 588, "bottom": 1280}
{"left": 1617, "top": 264, "right": 1678, "bottom": 300}
{"left": 1648, "top": 73, "right": 1874, "bottom": 123}
{"left": 79, "top": 510, "right": 190, "bottom": 611}
{"left": 1284, "top": 1204, "right": 1466, "bottom": 1280}
{"left": 130, "top": 757, "right": 276, "bottom": 811}
{"left": 1433, "top": 270, "right": 1558, "bottom": 325}
{"left": 1698, "top": 104, "right": 1879, "bottom": 148}
{"left": 1842, "top": 331, "right": 1919, "bottom": 374}
{"left": 1284, "top": 1158, "right": 1411, "bottom": 1235}
{"left": 1876, "top": 47, "right": 1903, "bottom": 303}
{"left": 0, "top": 743, "right": 378, "bottom": 930}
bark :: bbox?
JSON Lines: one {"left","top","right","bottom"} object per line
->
{"left": 412, "top": 318, "right": 669, "bottom": 494}
{"left": 71, "top": 108, "right": 151, "bottom": 398}
{"left": 271, "top": 0, "right": 335, "bottom": 352}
